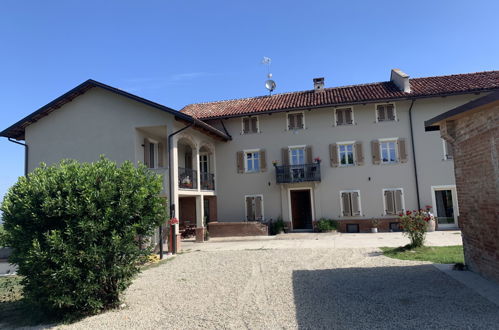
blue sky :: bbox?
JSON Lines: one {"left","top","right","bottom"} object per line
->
{"left": 1, "top": 0, "right": 499, "bottom": 205}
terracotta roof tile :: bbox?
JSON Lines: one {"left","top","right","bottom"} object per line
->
{"left": 181, "top": 71, "right": 499, "bottom": 119}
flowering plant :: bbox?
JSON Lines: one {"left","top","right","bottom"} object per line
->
{"left": 169, "top": 217, "right": 179, "bottom": 225}
{"left": 398, "top": 209, "right": 434, "bottom": 248}
{"left": 314, "top": 157, "right": 322, "bottom": 163}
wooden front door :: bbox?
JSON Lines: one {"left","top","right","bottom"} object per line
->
{"left": 290, "top": 189, "right": 313, "bottom": 230}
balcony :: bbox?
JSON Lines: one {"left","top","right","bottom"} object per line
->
{"left": 179, "top": 167, "right": 197, "bottom": 189}
{"left": 200, "top": 172, "right": 215, "bottom": 191}
{"left": 275, "top": 163, "right": 321, "bottom": 184}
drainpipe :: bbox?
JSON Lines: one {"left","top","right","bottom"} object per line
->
{"left": 163, "top": 122, "right": 194, "bottom": 258}
{"left": 408, "top": 99, "right": 421, "bottom": 210}
{"left": 8, "top": 138, "right": 28, "bottom": 177}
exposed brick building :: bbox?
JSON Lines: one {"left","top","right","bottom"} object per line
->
{"left": 426, "top": 91, "right": 499, "bottom": 283}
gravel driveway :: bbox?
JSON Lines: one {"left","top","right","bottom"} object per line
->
{"left": 57, "top": 247, "right": 499, "bottom": 330}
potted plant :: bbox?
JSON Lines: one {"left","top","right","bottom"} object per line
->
{"left": 314, "top": 157, "right": 322, "bottom": 164}
{"left": 425, "top": 205, "right": 436, "bottom": 232}
{"left": 371, "top": 218, "right": 379, "bottom": 233}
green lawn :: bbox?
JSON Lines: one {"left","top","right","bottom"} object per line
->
{"left": 381, "top": 245, "right": 464, "bottom": 264}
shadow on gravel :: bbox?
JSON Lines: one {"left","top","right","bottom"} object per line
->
{"left": 293, "top": 265, "right": 499, "bottom": 329}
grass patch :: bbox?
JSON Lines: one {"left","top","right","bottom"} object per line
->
{"left": 381, "top": 245, "right": 464, "bottom": 264}
{"left": 0, "top": 275, "right": 58, "bottom": 327}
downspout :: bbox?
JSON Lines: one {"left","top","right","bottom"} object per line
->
{"left": 163, "top": 122, "right": 194, "bottom": 258}
{"left": 408, "top": 99, "right": 421, "bottom": 210}
{"left": 8, "top": 138, "right": 28, "bottom": 177}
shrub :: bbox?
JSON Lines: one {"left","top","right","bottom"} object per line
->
{"left": 268, "top": 217, "right": 285, "bottom": 235}
{"left": 315, "top": 218, "right": 337, "bottom": 232}
{"left": 0, "top": 158, "right": 167, "bottom": 317}
{"left": 0, "top": 224, "right": 6, "bottom": 247}
{"left": 398, "top": 209, "right": 433, "bottom": 248}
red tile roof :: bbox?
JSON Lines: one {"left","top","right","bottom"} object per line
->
{"left": 181, "top": 71, "right": 499, "bottom": 119}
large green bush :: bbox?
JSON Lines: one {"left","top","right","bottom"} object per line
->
{"left": 0, "top": 158, "right": 167, "bottom": 317}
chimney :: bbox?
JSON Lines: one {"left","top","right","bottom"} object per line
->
{"left": 313, "top": 77, "right": 325, "bottom": 92}
{"left": 390, "top": 69, "right": 411, "bottom": 93}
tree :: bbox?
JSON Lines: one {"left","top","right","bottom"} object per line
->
{"left": 1, "top": 158, "right": 167, "bottom": 317}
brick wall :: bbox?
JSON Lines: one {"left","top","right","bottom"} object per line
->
{"left": 208, "top": 222, "right": 268, "bottom": 237}
{"left": 336, "top": 218, "right": 400, "bottom": 233}
{"left": 448, "top": 104, "right": 499, "bottom": 283}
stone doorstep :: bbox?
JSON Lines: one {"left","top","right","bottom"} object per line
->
{"left": 433, "top": 264, "right": 499, "bottom": 308}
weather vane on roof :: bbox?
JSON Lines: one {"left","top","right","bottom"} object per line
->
{"left": 262, "top": 57, "right": 276, "bottom": 95}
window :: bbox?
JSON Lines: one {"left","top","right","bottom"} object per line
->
{"left": 199, "top": 154, "right": 209, "bottom": 173}
{"left": 335, "top": 107, "right": 353, "bottom": 126}
{"left": 376, "top": 104, "right": 396, "bottom": 122}
{"left": 380, "top": 140, "right": 398, "bottom": 164}
{"left": 338, "top": 143, "right": 355, "bottom": 166}
{"left": 383, "top": 189, "right": 404, "bottom": 215}
{"left": 287, "top": 112, "right": 304, "bottom": 130}
{"left": 144, "top": 138, "right": 161, "bottom": 169}
{"left": 442, "top": 139, "right": 454, "bottom": 160}
{"left": 149, "top": 143, "right": 156, "bottom": 168}
{"left": 245, "top": 150, "right": 260, "bottom": 172}
{"left": 340, "top": 191, "right": 361, "bottom": 217}
{"left": 242, "top": 116, "right": 259, "bottom": 134}
{"left": 245, "top": 195, "right": 264, "bottom": 221}
{"left": 289, "top": 147, "right": 306, "bottom": 165}
{"left": 237, "top": 150, "right": 266, "bottom": 173}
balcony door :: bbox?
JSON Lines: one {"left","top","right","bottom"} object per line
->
{"left": 199, "top": 154, "right": 209, "bottom": 173}
{"left": 289, "top": 147, "right": 306, "bottom": 181}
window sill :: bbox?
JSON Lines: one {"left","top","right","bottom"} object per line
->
{"left": 380, "top": 162, "right": 400, "bottom": 165}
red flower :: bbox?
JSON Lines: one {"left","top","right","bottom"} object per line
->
{"left": 169, "top": 217, "right": 179, "bottom": 225}
{"left": 399, "top": 225, "right": 404, "bottom": 229}
{"left": 406, "top": 210, "right": 412, "bottom": 216}
{"left": 398, "top": 213, "right": 403, "bottom": 217}
{"left": 425, "top": 205, "right": 432, "bottom": 210}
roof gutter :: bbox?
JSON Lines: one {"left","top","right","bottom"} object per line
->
{"left": 8, "top": 138, "right": 28, "bottom": 177}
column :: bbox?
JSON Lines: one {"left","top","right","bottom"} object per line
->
{"left": 195, "top": 195, "right": 205, "bottom": 242}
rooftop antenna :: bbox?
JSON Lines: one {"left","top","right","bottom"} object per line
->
{"left": 262, "top": 56, "right": 276, "bottom": 95}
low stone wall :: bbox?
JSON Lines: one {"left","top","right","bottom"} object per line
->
{"left": 207, "top": 222, "right": 268, "bottom": 237}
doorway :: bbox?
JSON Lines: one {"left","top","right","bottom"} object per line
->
{"left": 431, "top": 186, "right": 459, "bottom": 228}
{"left": 290, "top": 189, "right": 313, "bottom": 230}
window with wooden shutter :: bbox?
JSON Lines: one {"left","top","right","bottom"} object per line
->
{"left": 242, "top": 118, "right": 250, "bottom": 134}
{"left": 341, "top": 191, "right": 361, "bottom": 217}
{"left": 398, "top": 138, "right": 407, "bottom": 163}
{"left": 335, "top": 107, "right": 353, "bottom": 125}
{"left": 236, "top": 151, "right": 244, "bottom": 173}
{"left": 384, "top": 189, "right": 404, "bottom": 215}
{"left": 288, "top": 112, "right": 304, "bottom": 130}
{"left": 251, "top": 117, "right": 258, "bottom": 133}
{"left": 338, "top": 143, "right": 355, "bottom": 166}
{"left": 371, "top": 140, "right": 381, "bottom": 165}
{"left": 242, "top": 117, "right": 259, "bottom": 134}
{"left": 376, "top": 104, "right": 396, "bottom": 122}
{"left": 281, "top": 148, "right": 289, "bottom": 165}
{"left": 355, "top": 142, "right": 364, "bottom": 166}
{"left": 341, "top": 192, "right": 351, "bottom": 216}
{"left": 246, "top": 196, "right": 255, "bottom": 221}
{"left": 330, "top": 143, "right": 339, "bottom": 167}
{"left": 144, "top": 138, "right": 151, "bottom": 168}
{"left": 384, "top": 190, "right": 395, "bottom": 215}
{"left": 246, "top": 195, "right": 263, "bottom": 221}
{"left": 380, "top": 139, "right": 398, "bottom": 164}
{"left": 259, "top": 149, "right": 267, "bottom": 172}
{"left": 306, "top": 145, "right": 313, "bottom": 164}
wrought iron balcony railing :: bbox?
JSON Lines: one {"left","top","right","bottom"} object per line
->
{"left": 200, "top": 172, "right": 215, "bottom": 191}
{"left": 179, "top": 167, "right": 197, "bottom": 189}
{"left": 275, "top": 163, "right": 321, "bottom": 184}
